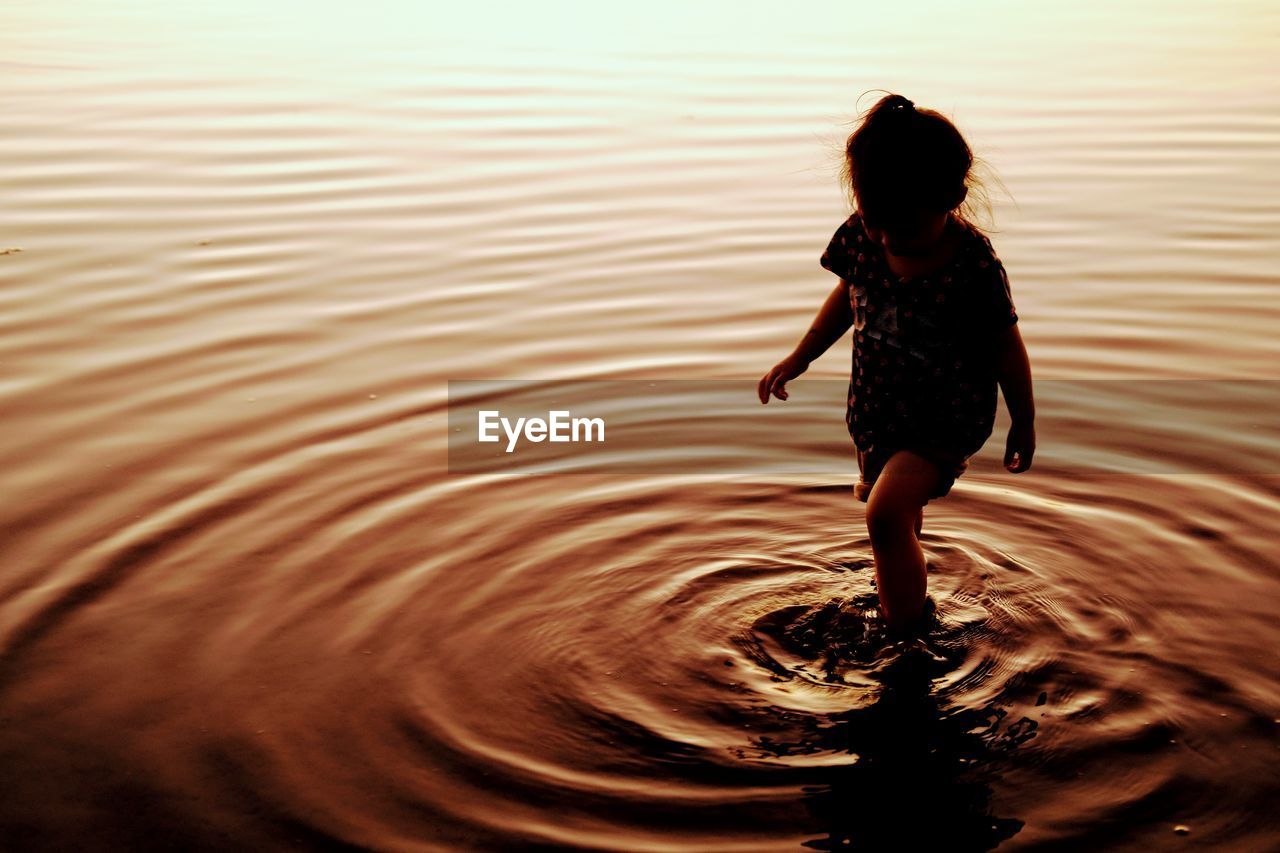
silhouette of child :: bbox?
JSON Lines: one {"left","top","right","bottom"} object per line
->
{"left": 757, "top": 92, "right": 1036, "bottom": 636}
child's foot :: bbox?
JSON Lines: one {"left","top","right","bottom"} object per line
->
{"left": 882, "top": 597, "right": 936, "bottom": 641}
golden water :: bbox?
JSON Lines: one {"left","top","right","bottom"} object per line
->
{"left": 2, "top": 1, "right": 1279, "bottom": 849}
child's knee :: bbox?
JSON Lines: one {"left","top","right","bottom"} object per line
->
{"left": 865, "top": 498, "right": 921, "bottom": 544}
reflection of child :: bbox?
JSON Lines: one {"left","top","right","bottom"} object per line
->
{"left": 757, "top": 93, "right": 1036, "bottom": 636}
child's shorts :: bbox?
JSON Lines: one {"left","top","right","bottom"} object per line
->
{"left": 854, "top": 443, "right": 971, "bottom": 504}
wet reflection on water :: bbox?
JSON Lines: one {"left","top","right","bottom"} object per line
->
{"left": 746, "top": 596, "right": 1031, "bottom": 850}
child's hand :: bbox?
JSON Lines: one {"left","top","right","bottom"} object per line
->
{"left": 758, "top": 354, "right": 810, "bottom": 403}
{"left": 1004, "top": 420, "right": 1036, "bottom": 472}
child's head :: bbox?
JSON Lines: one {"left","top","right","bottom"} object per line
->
{"left": 841, "top": 92, "right": 991, "bottom": 252}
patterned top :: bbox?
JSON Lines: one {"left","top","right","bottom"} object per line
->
{"left": 819, "top": 210, "right": 1018, "bottom": 458}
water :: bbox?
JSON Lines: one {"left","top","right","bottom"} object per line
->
{"left": 3, "top": 1, "right": 1279, "bottom": 849}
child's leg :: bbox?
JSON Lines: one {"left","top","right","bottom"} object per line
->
{"left": 864, "top": 450, "right": 943, "bottom": 634}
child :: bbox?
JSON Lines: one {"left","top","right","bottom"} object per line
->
{"left": 757, "top": 93, "right": 1036, "bottom": 637}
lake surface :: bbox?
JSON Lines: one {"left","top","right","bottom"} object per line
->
{"left": 2, "top": 1, "right": 1279, "bottom": 850}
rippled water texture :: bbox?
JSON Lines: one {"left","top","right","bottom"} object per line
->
{"left": 3, "top": 1, "right": 1279, "bottom": 850}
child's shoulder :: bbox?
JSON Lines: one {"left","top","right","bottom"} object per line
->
{"left": 950, "top": 218, "right": 1004, "bottom": 275}
{"left": 820, "top": 212, "right": 869, "bottom": 279}
{"left": 831, "top": 210, "right": 864, "bottom": 239}
{"left": 957, "top": 217, "right": 1000, "bottom": 257}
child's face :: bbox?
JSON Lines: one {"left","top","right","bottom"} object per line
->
{"left": 857, "top": 200, "right": 952, "bottom": 259}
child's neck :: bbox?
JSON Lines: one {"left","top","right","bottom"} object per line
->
{"left": 883, "top": 215, "right": 962, "bottom": 280}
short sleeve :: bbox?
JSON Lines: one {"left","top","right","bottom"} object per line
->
{"left": 976, "top": 253, "right": 1018, "bottom": 329}
{"left": 819, "top": 215, "right": 860, "bottom": 282}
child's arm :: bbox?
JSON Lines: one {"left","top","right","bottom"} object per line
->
{"left": 993, "top": 323, "right": 1036, "bottom": 471}
{"left": 758, "top": 280, "right": 854, "bottom": 403}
